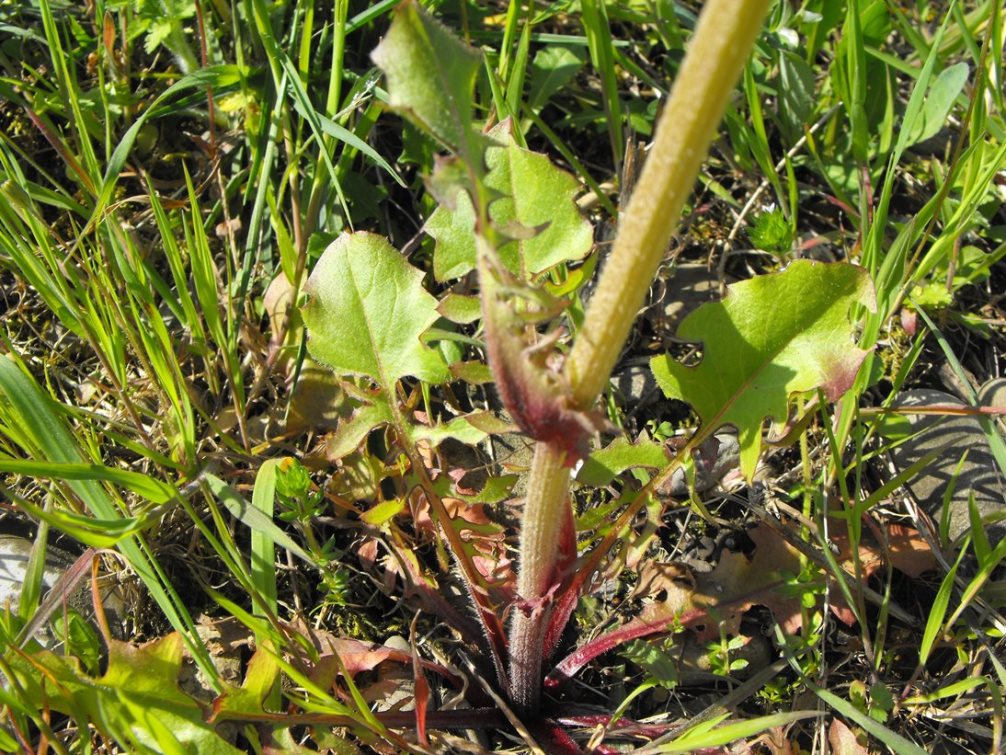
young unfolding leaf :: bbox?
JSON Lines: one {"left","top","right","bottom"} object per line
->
{"left": 302, "top": 232, "right": 449, "bottom": 386}
{"left": 478, "top": 247, "right": 602, "bottom": 465}
{"left": 650, "top": 260, "right": 875, "bottom": 478}
{"left": 427, "top": 121, "right": 594, "bottom": 282}
{"left": 371, "top": 0, "right": 483, "bottom": 175}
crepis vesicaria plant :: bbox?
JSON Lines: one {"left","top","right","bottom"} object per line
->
{"left": 301, "top": 0, "right": 875, "bottom": 739}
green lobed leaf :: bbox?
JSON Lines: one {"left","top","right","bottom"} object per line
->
{"left": 650, "top": 261, "right": 875, "bottom": 479}
{"left": 2, "top": 635, "right": 240, "bottom": 755}
{"left": 370, "top": 0, "right": 482, "bottom": 166}
{"left": 749, "top": 208, "right": 793, "bottom": 254}
{"left": 436, "top": 292, "right": 483, "bottom": 324}
{"left": 323, "top": 400, "right": 394, "bottom": 461}
{"left": 408, "top": 412, "right": 490, "bottom": 448}
{"left": 302, "top": 232, "right": 449, "bottom": 385}
{"left": 99, "top": 633, "right": 187, "bottom": 697}
{"left": 620, "top": 639, "right": 678, "bottom": 690}
{"left": 97, "top": 634, "right": 243, "bottom": 755}
{"left": 776, "top": 50, "right": 815, "bottom": 138}
{"left": 450, "top": 360, "right": 494, "bottom": 385}
{"left": 429, "top": 472, "right": 517, "bottom": 506}
{"left": 577, "top": 435, "right": 669, "bottom": 486}
{"left": 426, "top": 121, "right": 594, "bottom": 281}
{"left": 211, "top": 647, "right": 282, "bottom": 719}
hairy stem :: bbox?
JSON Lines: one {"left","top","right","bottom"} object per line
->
{"left": 508, "top": 443, "right": 571, "bottom": 710}
{"left": 507, "top": 0, "right": 773, "bottom": 714}
{"left": 517, "top": 444, "right": 573, "bottom": 600}
{"left": 565, "top": 0, "right": 774, "bottom": 401}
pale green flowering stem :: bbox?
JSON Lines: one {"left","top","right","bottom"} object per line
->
{"left": 565, "top": 0, "right": 774, "bottom": 401}
{"left": 508, "top": 0, "right": 773, "bottom": 713}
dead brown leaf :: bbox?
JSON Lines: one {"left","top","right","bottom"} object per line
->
{"left": 830, "top": 519, "right": 937, "bottom": 579}
{"left": 630, "top": 517, "right": 936, "bottom": 640}
{"left": 287, "top": 620, "right": 460, "bottom": 697}
{"left": 263, "top": 271, "right": 295, "bottom": 353}
{"left": 828, "top": 717, "right": 868, "bottom": 755}
{"left": 287, "top": 361, "right": 349, "bottom": 433}
{"left": 411, "top": 486, "right": 514, "bottom": 591}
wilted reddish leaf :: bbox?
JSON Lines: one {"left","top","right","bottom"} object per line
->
{"left": 745, "top": 726, "right": 800, "bottom": 755}
{"left": 196, "top": 614, "right": 256, "bottom": 657}
{"left": 668, "top": 520, "right": 933, "bottom": 637}
{"left": 411, "top": 635, "right": 431, "bottom": 746}
{"left": 356, "top": 538, "right": 399, "bottom": 594}
{"left": 322, "top": 637, "right": 407, "bottom": 676}
{"left": 552, "top": 517, "right": 936, "bottom": 686}
{"left": 629, "top": 562, "right": 695, "bottom": 622}
{"left": 411, "top": 430, "right": 515, "bottom": 590}
{"left": 413, "top": 490, "right": 514, "bottom": 590}
{"left": 884, "top": 522, "right": 939, "bottom": 577}
{"left": 713, "top": 528, "right": 804, "bottom": 634}
{"left": 625, "top": 526, "right": 803, "bottom": 640}
{"left": 413, "top": 492, "right": 495, "bottom": 532}
{"left": 354, "top": 538, "right": 486, "bottom": 646}
{"left": 295, "top": 637, "right": 407, "bottom": 704}
{"left": 289, "top": 625, "right": 460, "bottom": 697}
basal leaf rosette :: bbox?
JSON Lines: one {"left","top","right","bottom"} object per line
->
{"left": 650, "top": 260, "right": 875, "bottom": 479}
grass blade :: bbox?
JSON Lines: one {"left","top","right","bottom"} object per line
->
{"left": 250, "top": 459, "right": 279, "bottom": 616}
{"left": 918, "top": 545, "right": 966, "bottom": 666}
{"left": 0, "top": 357, "right": 218, "bottom": 684}
{"left": 808, "top": 682, "right": 928, "bottom": 755}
